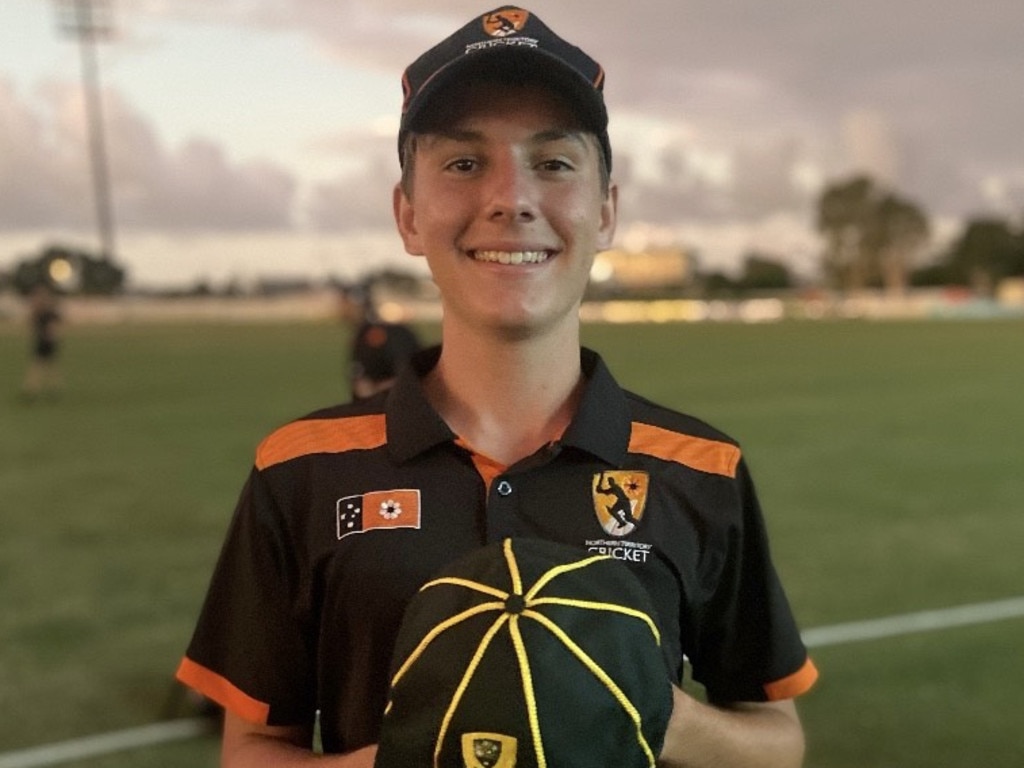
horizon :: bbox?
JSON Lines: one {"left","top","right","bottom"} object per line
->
{"left": 2, "top": 1, "right": 1022, "bottom": 288}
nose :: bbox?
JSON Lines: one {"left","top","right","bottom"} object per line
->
{"left": 483, "top": 154, "right": 537, "bottom": 222}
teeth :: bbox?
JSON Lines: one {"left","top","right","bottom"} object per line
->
{"left": 473, "top": 250, "right": 550, "bottom": 264}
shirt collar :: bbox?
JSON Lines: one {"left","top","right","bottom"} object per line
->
{"left": 385, "top": 346, "right": 455, "bottom": 464}
{"left": 560, "top": 347, "right": 631, "bottom": 466}
{"left": 384, "top": 346, "right": 631, "bottom": 468}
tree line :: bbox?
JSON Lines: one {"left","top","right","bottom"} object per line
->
{"left": 4, "top": 174, "right": 1022, "bottom": 299}
{"left": 816, "top": 174, "right": 1024, "bottom": 296}
{"left": 706, "top": 173, "right": 1023, "bottom": 298}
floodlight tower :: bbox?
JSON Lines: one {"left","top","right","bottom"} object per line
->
{"left": 55, "top": 0, "right": 117, "bottom": 260}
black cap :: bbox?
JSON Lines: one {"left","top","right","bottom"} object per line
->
{"left": 351, "top": 322, "right": 421, "bottom": 383}
{"left": 374, "top": 538, "right": 672, "bottom": 768}
{"left": 399, "top": 6, "right": 611, "bottom": 171}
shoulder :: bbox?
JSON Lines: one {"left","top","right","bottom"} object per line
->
{"left": 625, "top": 389, "right": 738, "bottom": 445}
{"left": 623, "top": 389, "right": 743, "bottom": 479}
{"left": 255, "top": 397, "right": 388, "bottom": 472}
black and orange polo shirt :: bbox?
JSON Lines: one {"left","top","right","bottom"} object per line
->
{"left": 177, "top": 346, "right": 817, "bottom": 754}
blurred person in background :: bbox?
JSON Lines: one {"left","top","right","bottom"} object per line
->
{"left": 21, "top": 283, "right": 63, "bottom": 402}
{"left": 337, "top": 280, "right": 421, "bottom": 399}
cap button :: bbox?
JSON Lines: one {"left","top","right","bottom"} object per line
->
{"left": 504, "top": 593, "right": 526, "bottom": 614}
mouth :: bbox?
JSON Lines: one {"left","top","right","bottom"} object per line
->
{"left": 470, "top": 250, "right": 552, "bottom": 265}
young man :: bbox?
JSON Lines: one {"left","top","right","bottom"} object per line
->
{"left": 177, "top": 7, "right": 817, "bottom": 767}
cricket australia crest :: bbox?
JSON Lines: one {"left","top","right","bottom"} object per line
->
{"left": 462, "top": 732, "right": 517, "bottom": 768}
{"left": 592, "top": 471, "right": 649, "bottom": 536}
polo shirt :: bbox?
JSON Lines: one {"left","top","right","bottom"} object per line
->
{"left": 177, "top": 346, "right": 817, "bottom": 753}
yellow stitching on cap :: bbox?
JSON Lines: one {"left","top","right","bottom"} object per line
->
{"left": 524, "top": 610, "right": 657, "bottom": 767}
{"left": 391, "top": 601, "right": 504, "bottom": 688}
{"left": 524, "top": 554, "right": 611, "bottom": 600}
{"left": 509, "top": 614, "right": 546, "bottom": 768}
{"left": 503, "top": 539, "right": 524, "bottom": 595}
{"left": 394, "top": 542, "right": 660, "bottom": 766}
{"left": 529, "top": 596, "right": 661, "bottom": 645}
{"left": 435, "top": 613, "right": 510, "bottom": 768}
{"left": 420, "top": 575, "right": 510, "bottom": 601}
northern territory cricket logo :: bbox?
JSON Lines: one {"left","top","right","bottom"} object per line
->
{"left": 482, "top": 8, "right": 529, "bottom": 37}
{"left": 592, "top": 471, "right": 649, "bottom": 537}
{"left": 462, "top": 733, "right": 517, "bottom": 768}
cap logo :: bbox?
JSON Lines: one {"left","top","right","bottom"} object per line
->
{"left": 592, "top": 471, "right": 649, "bottom": 537}
{"left": 482, "top": 9, "right": 529, "bottom": 38}
{"left": 462, "top": 733, "right": 517, "bottom": 768}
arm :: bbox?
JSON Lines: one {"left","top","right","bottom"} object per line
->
{"left": 658, "top": 686, "right": 805, "bottom": 768}
{"left": 221, "top": 711, "right": 378, "bottom": 767}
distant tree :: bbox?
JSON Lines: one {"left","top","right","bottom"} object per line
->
{"left": 738, "top": 253, "right": 794, "bottom": 292}
{"left": 944, "top": 217, "right": 1024, "bottom": 295}
{"left": 700, "top": 271, "right": 739, "bottom": 299}
{"left": 12, "top": 244, "right": 125, "bottom": 295}
{"left": 816, "top": 175, "right": 930, "bottom": 294}
{"left": 188, "top": 279, "right": 215, "bottom": 297}
{"left": 816, "top": 175, "right": 877, "bottom": 292}
{"left": 871, "top": 193, "right": 930, "bottom": 296}
{"left": 909, "top": 262, "right": 956, "bottom": 288}
{"left": 367, "top": 268, "right": 424, "bottom": 296}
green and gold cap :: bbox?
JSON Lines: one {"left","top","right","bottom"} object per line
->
{"left": 374, "top": 538, "right": 673, "bottom": 768}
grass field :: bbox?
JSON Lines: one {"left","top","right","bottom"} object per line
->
{"left": 2, "top": 317, "right": 1022, "bottom": 767}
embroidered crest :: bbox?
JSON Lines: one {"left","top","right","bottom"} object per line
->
{"left": 462, "top": 732, "right": 517, "bottom": 768}
{"left": 592, "top": 471, "right": 649, "bottom": 537}
{"left": 482, "top": 8, "right": 529, "bottom": 37}
{"left": 336, "top": 489, "right": 421, "bottom": 540}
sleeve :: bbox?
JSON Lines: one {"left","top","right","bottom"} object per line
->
{"left": 690, "top": 458, "right": 818, "bottom": 704}
{"left": 175, "top": 467, "right": 317, "bottom": 726}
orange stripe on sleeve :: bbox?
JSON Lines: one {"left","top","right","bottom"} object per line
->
{"left": 175, "top": 657, "right": 271, "bottom": 724}
{"left": 256, "top": 414, "right": 387, "bottom": 470}
{"left": 763, "top": 657, "right": 819, "bottom": 701}
{"left": 628, "top": 422, "right": 741, "bottom": 478}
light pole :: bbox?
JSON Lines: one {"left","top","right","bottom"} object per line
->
{"left": 55, "top": 0, "right": 117, "bottom": 261}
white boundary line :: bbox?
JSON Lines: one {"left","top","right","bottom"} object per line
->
{"left": 0, "top": 719, "right": 209, "bottom": 768}
{"left": 802, "top": 595, "right": 1024, "bottom": 648}
{"left": 1, "top": 596, "right": 1022, "bottom": 768}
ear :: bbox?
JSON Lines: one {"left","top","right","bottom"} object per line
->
{"left": 393, "top": 183, "right": 424, "bottom": 256}
{"left": 596, "top": 181, "right": 619, "bottom": 251}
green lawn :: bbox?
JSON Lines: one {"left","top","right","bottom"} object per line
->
{"left": 2, "top": 317, "right": 1022, "bottom": 766}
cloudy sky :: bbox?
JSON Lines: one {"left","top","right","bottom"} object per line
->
{"left": 2, "top": 0, "right": 1022, "bottom": 287}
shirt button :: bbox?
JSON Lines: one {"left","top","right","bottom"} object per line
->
{"left": 496, "top": 480, "right": 513, "bottom": 497}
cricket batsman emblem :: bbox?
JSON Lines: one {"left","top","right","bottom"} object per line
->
{"left": 482, "top": 8, "right": 529, "bottom": 37}
{"left": 592, "top": 471, "right": 649, "bottom": 536}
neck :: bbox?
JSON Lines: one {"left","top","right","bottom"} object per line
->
{"left": 425, "top": 323, "right": 584, "bottom": 466}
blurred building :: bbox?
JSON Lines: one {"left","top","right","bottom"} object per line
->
{"left": 589, "top": 246, "right": 695, "bottom": 298}
{"left": 997, "top": 277, "right": 1024, "bottom": 306}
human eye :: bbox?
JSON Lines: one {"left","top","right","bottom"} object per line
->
{"left": 537, "top": 157, "right": 574, "bottom": 173}
{"left": 444, "top": 156, "right": 480, "bottom": 174}
{"left": 535, "top": 141, "right": 585, "bottom": 175}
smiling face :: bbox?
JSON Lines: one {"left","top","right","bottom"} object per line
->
{"left": 394, "top": 81, "right": 617, "bottom": 342}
